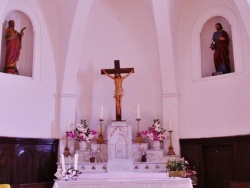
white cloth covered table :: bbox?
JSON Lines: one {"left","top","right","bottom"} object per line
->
{"left": 53, "top": 172, "right": 193, "bottom": 188}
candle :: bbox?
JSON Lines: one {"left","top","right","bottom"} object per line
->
{"left": 100, "top": 105, "right": 103, "bottom": 119}
{"left": 66, "top": 118, "right": 70, "bottom": 131}
{"left": 74, "top": 154, "right": 78, "bottom": 170}
{"left": 137, "top": 105, "right": 140, "bottom": 119}
{"left": 169, "top": 117, "right": 172, "bottom": 130}
{"left": 61, "top": 154, "right": 66, "bottom": 171}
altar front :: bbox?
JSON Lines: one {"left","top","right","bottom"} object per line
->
{"left": 55, "top": 119, "right": 192, "bottom": 187}
{"left": 53, "top": 173, "right": 193, "bottom": 188}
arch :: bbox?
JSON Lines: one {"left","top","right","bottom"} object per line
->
{"left": 61, "top": 0, "right": 93, "bottom": 95}
{"left": 191, "top": 6, "right": 243, "bottom": 80}
{"left": 1, "top": 1, "right": 42, "bottom": 80}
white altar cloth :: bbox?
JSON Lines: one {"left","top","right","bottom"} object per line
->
{"left": 53, "top": 173, "right": 193, "bottom": 188}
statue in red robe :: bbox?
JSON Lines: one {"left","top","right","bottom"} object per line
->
{"left": 4, "top": 20, "right": 26, "bottom": 74}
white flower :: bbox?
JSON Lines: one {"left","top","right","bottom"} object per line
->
{"left": 82, "top": 128, "right": 87, "bottom": 133}
{"left": 76, "top": 124, "right": 84, "bottom": 131}
{"left": 88, "top": 134, "right": 94, "bottom": 139}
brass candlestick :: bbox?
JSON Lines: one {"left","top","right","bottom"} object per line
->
{"left": 63, "top": 132, "right": 71, "bottom": 157}
{"left": 167, "top": 130, "right": 176, "bottom": 155}
{"left": 136, "top": 118, "right": 143, "bottom": 143}
{"left": 97, "top": 119, "right": 104, "bottom": 144}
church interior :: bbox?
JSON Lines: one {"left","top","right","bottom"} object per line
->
{"left": 1, "top": 0, "right": 250, "bottom": 188}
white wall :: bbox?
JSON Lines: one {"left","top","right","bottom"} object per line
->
{"left": 75, "top": 0, "right": 163, "bottom": 138}
{"left": 0, "top": 0, "right": 58, "bottom": 138}
{"left": 0, "top": 0, "right": 250, "bottom": 155}
{"left": 178, "top": 0, "right": 250, "bottom": 138}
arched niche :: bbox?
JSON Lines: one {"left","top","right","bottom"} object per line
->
{"left": 1, "top": 10, "right": 34, "bottom": 77}
{"left": 1, "top": 1, "right": 41, "bottom": 80}
{"left": 191, "top": 6, "right": 243, "bottom": 80}
{"left": 201, "top": 17, "right": 234, "bottom": 77}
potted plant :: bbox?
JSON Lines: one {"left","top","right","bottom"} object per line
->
{"left": 166, "top": 158, "right": 189, "bottom": 177}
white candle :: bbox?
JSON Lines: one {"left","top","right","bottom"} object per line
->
{"left": 100, "top": 105, "right": 103, "bottom": 119}
{"left": 67, "top": 118, "right": 70, "bottom": 131}
{"left": 137, "top": 105, "right": 140, "bottom": 119}
{"left": 74, "top": 154, "right": 78, "bottom": 170}
{"left": 61, "top": 154, "right": 66, "bottom": 171}
{"left": 169, "top": 117, "right": 172, "bottom": 130}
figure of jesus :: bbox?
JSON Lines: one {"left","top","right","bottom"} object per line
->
{"left": 102, "top": 69, "right": 134, "bottom": 116}
{"left": 4, "top": 20, "right": 26, "bottom": 74}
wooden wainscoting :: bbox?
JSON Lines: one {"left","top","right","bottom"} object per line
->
{"left": 0, "top": 137, "right": 58, "bottom": 187}
{"left": 11, "top": 182, "right": 54, "bottom": 188}
{"left": 229, "top": 181, "right": 250, "bottom": 188}
{"left": 180, "top": 135, "right": 250, "bottom": 188}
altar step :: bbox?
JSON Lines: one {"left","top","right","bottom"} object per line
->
{"left": 76, "top": 172, "right": 168, "bottom": 181}
{"left": 65, "top": 162, "right": 167, "bottom": 174}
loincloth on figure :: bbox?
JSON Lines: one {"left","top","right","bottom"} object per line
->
{"left": 114, "top": 88, "right": 124, "bottom": 98}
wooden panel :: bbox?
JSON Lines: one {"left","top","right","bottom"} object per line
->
{"left": 236, "top": 141, "right": 250, "bottom": 182}
{"left": 203, "top": 144, "right": 234, "bottom": 188}
{"left": 11, "top": 182, "right": 54, "bottom": 188}
{"left": 16, "top": 145, "right": 34, "bottom": 184}
{"left": 0, "top": 137, "right": 58, "bottom": 186}
{"left": 229, "top": 181, "right": 250, "bottom": 188}
{"left": 180, "top": 135, "right": 250, "bottom": 188}
{"left": 0, "top": 145, "right": 14, "bottom": 184}
{"left": 179, "top": 142, "right": 202, "bottom": 187}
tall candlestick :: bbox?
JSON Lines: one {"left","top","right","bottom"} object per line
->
{"left": 100, "top": 105, "right": 103, "bottom": 119}
{"left": 74, "top": 154, "right": 78, "bottom": 170}
{"left": 169, "top": 117, "right": 172, "bottom": 130}
{"left": 97, "top": 119, "right": 104, "bottom": 144}
{"left": 167, "top": 130, "right": 176, "bottom": 155}
{"left": 61, "top": 153, "right": 66, "bottom": 171}
{"left": 136, "top": 118, "right": 143, "bottom": 143}
{"left": 137, "top": 105, "right": 140, "bottom": 119}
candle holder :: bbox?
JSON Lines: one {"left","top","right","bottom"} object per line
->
{"left": 167, "top": 130, "right": 176, "bottom": 155}
{"left": 136, "top": 118, "right": 143, "bottom": 144}
{"left": 63, "top": 132, "right": 71, "bottom": 157}
{"left": 97, "top": 119, "right": 104, "bottom": 144}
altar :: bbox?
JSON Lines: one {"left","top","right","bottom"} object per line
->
{"left": 53, "top": 173, "right": 193, "bottom": 188}
{"left": 58, "top": 120, "right": 174, "bottom": 174}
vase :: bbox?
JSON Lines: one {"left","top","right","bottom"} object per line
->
{"left": 169, "top": 170, "right": 186, "bottom": 177}
{"left": 90, "top": 157, "right": 95, "bottom": 163}
{"left": 152, "top": 140, "right": 160, "bottom": 150}
{"left": 79, "top": 141, "right": 88, "bottom": 150}
{"left": 141, "top": 155, "right": 147, "bottom": 162}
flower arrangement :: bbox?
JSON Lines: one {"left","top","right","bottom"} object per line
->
{"left": 54, "top": 167, "right": 81, "bottom": 181}
{"left": 166, "top": 158, "right": 189, "bottom": 171}
{"left": 141, "top": 119, "right": 167, "bottom": 143}
{"left": 66, "top": 119, "right": 97, "bottom": 142}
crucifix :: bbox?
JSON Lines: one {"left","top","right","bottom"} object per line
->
{"left": 101, "top": 60, "right": 134, "bottom": 121}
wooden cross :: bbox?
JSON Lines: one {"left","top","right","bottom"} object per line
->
{"left": 101, "top": 60, "right": 134, "bottom": 75}
{"left": 101, "top": 60, "right": 134, "bottom": 121}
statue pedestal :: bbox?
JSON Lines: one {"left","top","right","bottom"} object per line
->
{"left": 107, "top": 121, "right": 133, "bottom": 172}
